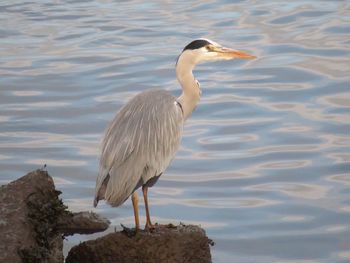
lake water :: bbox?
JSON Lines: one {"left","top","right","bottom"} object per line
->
{"left": 1, "top": 1, "right": 350, "bottom": 262}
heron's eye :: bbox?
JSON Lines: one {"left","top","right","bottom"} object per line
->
{"left": 206, "top": 45, "right": 215, "bottom": 52}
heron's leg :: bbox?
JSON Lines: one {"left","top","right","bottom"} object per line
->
{"left": 131, "top": 192, "right": 140, "bottom": 231}
{"left": 142, "top": 185, "right": 154, "bottom": 229}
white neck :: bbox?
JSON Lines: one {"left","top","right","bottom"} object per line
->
{"left": 176, "top": 52, "right": 201, "bottom": 120}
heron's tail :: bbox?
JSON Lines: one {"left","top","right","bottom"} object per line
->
{"left": 93, "top": 173, "right": 110, "bottom": 207}
{"left": 104, "top": 160, "right": 143, "bottom": 207}
{"left": 93, "top": 197, "right": 98, "bottom": 207}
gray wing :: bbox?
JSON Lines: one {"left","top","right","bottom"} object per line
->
{"left": 94, "top": 89, "right": 184, "bottom": 207}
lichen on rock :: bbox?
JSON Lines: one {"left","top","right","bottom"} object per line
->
{"left": 0, "top": 170, "right": 109, "bottom": 263}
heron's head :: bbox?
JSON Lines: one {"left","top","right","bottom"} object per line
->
{"left": 177, "top": 38, "right": 256, "bottom": 67}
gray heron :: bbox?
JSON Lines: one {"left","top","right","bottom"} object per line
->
{"left": 94, "top": 38, "right": 255, "bottom": 230}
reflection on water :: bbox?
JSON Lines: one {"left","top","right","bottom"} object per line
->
{"left": 1, "top": 0, "right": 350, "bottom": 262}
{"left": 247, "top": 183, "right": 328, "bottom": 200}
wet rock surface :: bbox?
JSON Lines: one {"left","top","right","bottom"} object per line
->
{"left": 66, "top": 224, "right": 213, "bottom": 263}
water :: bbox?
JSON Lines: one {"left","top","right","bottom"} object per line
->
{"left": 1, "top": 0, "right": 350, "bottom": 262}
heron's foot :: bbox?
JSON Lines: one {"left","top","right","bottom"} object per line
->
{"left": 121, "top": 223, "right": 138, "bottom": 237}
{"left": 144, "top": 222, "right": 156, "bottom": 232}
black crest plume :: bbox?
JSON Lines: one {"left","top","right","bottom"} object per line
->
{"left": 183, "top": 39, "right": 211, "bottom": 51}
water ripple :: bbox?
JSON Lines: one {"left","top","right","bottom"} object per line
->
{"left": 1, "top": 0, "right": 350, "bottom": 262}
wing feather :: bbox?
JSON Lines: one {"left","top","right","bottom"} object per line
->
{"left": 94, "top": 89, "right": 183, "bottom": 206}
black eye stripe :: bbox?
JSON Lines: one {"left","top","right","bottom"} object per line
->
{"left": 183, "top": 39, "right": 211, "bottom": 51}
{"left": 206, "top": 45, "right": 216, "bottom": 52}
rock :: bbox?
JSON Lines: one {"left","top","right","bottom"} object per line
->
{"left": 0, "top": 170, "right": 213, "bottom": 263}
{"left": 66, "top": 224, "right": 213, "bottom": 263}
{"left": 58, "top": 211, "right": 110, "bottom": 236}
{"left": 0, "top": 170, "right": 109, "bottom": 263}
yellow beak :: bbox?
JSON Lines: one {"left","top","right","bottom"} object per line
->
{"left": 221, "top": 47, "right": 256, "bottom": 59}
{"left": 211, "top": 45, "right": 256, "bottom": 59}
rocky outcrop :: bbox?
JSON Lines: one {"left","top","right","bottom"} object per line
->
{"left": 0, "top": 170, "right": 213, "bottom": 263}
{"left": 0, "top": 170, "right": 109, "bottom": 263}
{"left": 66, "top": 224, "right": 213, "bottom": 263}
